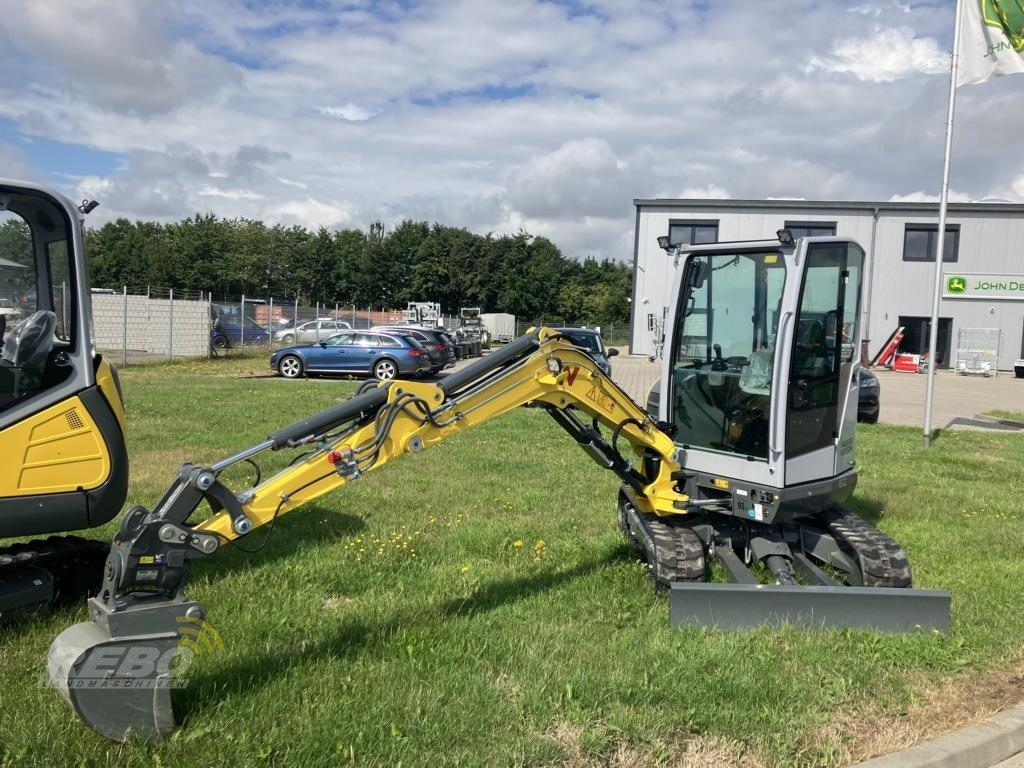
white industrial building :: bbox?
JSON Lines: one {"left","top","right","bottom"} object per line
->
{"left": 630, "top": 198, "right": 1024, "bottom": 371}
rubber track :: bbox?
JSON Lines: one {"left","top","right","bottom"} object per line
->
{"left": 646, "top": 515, "right": 706, "bottom": 586}
{"left": 814, "top": 506, "right": 912, "bottom": 588}
{"left": 0, "top": 535, "right": 109, "bottom": 601}
{"left": 618, "top": 495, "right": 705, "bottom": 585}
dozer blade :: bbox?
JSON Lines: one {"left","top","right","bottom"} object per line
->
{"left": 48, "top": 618, "right": 181, "bottom": 741}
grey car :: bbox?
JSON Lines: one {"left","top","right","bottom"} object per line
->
{"left": 553, "top": 327, "right": 618, "bottom": 376}
{"left": 275, "top": 318, "right": 352, "bottom": 345}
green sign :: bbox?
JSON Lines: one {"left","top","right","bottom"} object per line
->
{"left": 942, "top": 272, "right": 1024, "bottom": 300}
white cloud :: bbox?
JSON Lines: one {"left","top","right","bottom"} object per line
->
{"left": 806, "top": 27, "right": 948, "bottom": 82}
{"left": 4, "top": 0, "right": 1021, "bottom": 263}
{"left": 505, "top": 138, "right": 636, "bottom": 222}
{"left": 678, "top": 184, "right": 731, "bottom": 199}
{"left": 278, "top": 177, "right": 308, "bottom": 190}
{"left": 274, "top": 198, "right": 352, "bottom": 229}
{"left": 317, "top": 104, "right": 379, "bottom": 122}
{"left": 889, "top": 190, "right": 973, "bottom": 203}
{"left": 197, "top": 185, "right": 263, "bottom": 200}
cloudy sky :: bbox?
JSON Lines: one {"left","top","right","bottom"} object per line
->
{"left": 1, "top": 0, "right": 1019, "bottom": 261}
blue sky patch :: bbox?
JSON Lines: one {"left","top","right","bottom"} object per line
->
{"left": 0, "top": 118, "right": 122, "bottom": 180}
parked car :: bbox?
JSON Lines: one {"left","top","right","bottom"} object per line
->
{"left": 0, "top": 298, "right": 24, "bottom": 325}
{"left": 270, "top": 330, "right": 432, "bottom": 381}
{"left": 553, "top": 327, "right": 618, "bottom": 376}
{"left": 212, "top": 313, "right": 270, "bottom": 349}
{"left": 274, "top": 317, "right": 352, "bottom": 345}
{"left": 857, "top": 367, "right": 880, "bottom": 423}
{"left": 373, "top": 325, "right": 455, "bottom": 375}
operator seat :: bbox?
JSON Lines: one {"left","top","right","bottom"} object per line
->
{"left": 0, "top": 310, "right": 57, "bottom": 401}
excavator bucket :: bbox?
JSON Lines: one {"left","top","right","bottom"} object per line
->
{"left": 48, "top": 619, "right": 180, "bottom": 741}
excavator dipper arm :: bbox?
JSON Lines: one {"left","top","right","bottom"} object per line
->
{"left": 48, "top": 328, "right": 689, "bottom": 741}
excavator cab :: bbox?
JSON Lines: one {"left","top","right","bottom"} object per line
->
{"left": 0, "top": 179, "right": 126, "bottom": 622}
{"left": 658, "top": 236, "right": 863, "bottom": 518}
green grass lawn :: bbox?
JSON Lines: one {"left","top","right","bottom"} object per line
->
{"left": 985, "top": 409, "right": 1024, "bottom": 424}
{"left": 2, "top": 357, "right": 1023, "bottom": 767}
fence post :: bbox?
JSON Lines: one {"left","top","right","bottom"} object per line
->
{"left": 168, "top": 288, "right": 174, "bottom": 362}
{"left": 315, "top": 301, "right": 320, "bottom": 341}
{"left": 208, "top": 292, "right": 213, "bottom": 359}
{"left": 122, "top": 285, "right": 128, "bottom": 366}
{"left": 241, "top": 294, "right": 246, "bottom": 352}
{"left": 293, "top": 296, "right": 299, "bottom": 331}
{"left": 269, "top": 297, "right": 274, "bottom": 350}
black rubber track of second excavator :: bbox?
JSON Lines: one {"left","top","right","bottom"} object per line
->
{"left": 645, "top": 515, "right": 706, "bottom": 587}
{"left": 813, "top": 506, "right": 912, "bottom": 588}
{"left": 0, "top": 535, "right": 109, "bottom": 602}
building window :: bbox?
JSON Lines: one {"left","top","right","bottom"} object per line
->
{"left": 902, "top": 224, "right": 959, "bottom": 262}
{"left": 784, "top": 221, "right": 837, "bottom": 238}
{"left": 668, "top": 219, "right": 718, "bottom": 247}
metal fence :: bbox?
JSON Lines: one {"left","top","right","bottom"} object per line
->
{"left": 92, "top": 288, "right": 210, "bottom": 364}
{"left": 90, "top": 288, "right": 636, "bottom": 364}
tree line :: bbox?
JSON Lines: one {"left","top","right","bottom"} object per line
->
{"left": 77, "top": 216, "right": 632, "bottom": 324}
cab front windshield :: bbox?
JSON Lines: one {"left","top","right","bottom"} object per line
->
{"left": 670, "top": 250, "right": 785, "bottom": 460}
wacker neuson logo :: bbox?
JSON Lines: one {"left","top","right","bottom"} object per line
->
{"left": 942, "top": 272, "right": 1024, "bottom": 300}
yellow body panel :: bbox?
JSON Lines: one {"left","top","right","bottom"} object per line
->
{"left": 0, "top": 395, "right": 112, "bottom": 496}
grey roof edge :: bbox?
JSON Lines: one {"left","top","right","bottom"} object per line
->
{"left": 633, "top": 198, "right": 1024, "bottom": 214}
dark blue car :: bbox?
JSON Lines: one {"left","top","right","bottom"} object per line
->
{"left": 212, "top": 313, "right": 270, "bottom": 349}
{"left": 270, "top": 330, "right": 432, "bottom": 381}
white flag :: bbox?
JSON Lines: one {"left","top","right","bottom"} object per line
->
{"left": 957, "top": 0, "right": 1024, "bottom": 87}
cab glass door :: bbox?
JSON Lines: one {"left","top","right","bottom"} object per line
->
{"left": 786, "top": 242, "right": 863, "bottom": 457}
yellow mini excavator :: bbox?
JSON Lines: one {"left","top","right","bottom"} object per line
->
{"left": 0, "top": 179, "right": 949, "bottom": 742}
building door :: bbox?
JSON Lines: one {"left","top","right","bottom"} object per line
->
{"left": 897, "top": 315, "right": 952, "bottom": 367}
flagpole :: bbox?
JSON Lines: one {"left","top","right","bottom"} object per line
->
{"left": 923, "top": 0, "right": 965, "bottom": 447}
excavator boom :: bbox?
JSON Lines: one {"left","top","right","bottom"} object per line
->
{"left": 49, "top": 328, "right": 690, "bottom": 741}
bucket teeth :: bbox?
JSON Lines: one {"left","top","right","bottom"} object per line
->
{"left": 48, "top": 620, "right": 179, "bottom": 741}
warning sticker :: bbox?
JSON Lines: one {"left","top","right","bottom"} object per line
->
{"left": 585, "top": 387, "right": 615, "bottom": 414}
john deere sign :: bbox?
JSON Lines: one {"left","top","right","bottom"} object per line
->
{"left": 942, "top": 273, "right": 1024, "bottom": 300}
